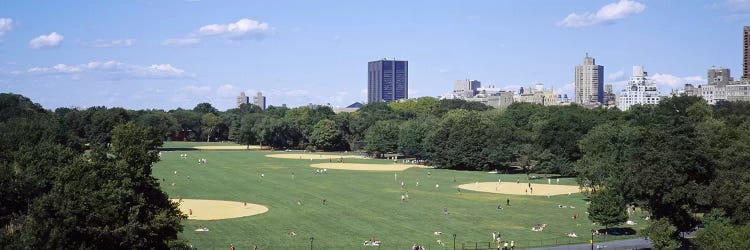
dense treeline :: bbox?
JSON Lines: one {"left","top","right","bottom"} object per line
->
{"left": 0, "top": 93, "right": 185, "bottom": 248}
{"left": 3, "top": 92, "right": 750, "bottom": 248}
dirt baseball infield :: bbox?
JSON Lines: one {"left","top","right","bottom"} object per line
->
{"left": 458, "top": 182, "right": 581, "bottom": 196}
{"left": 172, "top": 199, "right": 268, "bottom": 220}
{"left": 310, "top": 163, "right": 425, "bottom": 171}
{"left": 265, "top": 153, "right": 364, "bottom": 160}
{"left": 192, "top": 145, "right": 260, "bottom": 150}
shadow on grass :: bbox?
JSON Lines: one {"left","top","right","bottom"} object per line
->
{"left": 159, "top": 147, "right": 198, "bottom": 151}
{"left": 598, "top": 227, "right": 636, "bottom": 236}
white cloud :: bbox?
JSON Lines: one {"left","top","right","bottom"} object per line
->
{"left": 558, "top": 0, "right": 645, "bottom": 28}
{"left": 650, "top": 73, "right": 706, "bottom": 89}
{"left": 560, "top": 82, "right": 575, "bottom": 94}
{"left": 30, "top": 32, "right": 64, "bottom": 49}
{"left": 164, "top": 18, "right": 272, "bottom": 46}
{"left": 87, "top": 39, "right": 135, "bottom": 48}
{"left": 501, "top": 84, "right": 523, "bottom": 92}
{"left": 28, "top": 64, "right": 82, "bottom": 73}
{"left": 162, "top": 38, "right": 201, "bottom": 46}
{"left": 184, "top": 85, "right": 211, "bottom": 93}
{"left": 709, "top": 0, "right": 750, "bottom": 20}
{"left": 0, "top": 18, "right": 12, "bottom": 40}
{"left": 712, "top": 0, "right": 750, "bottom": 12}
{"left": 216, "top": 84, "right": 236, "bottom": 97}
{"left": 607, "top": 70, "right": 626, "bottom": 81}
{"left": 26, "top": 60, "right": 190, "bottom": 80}
{"left": 196, "top": 18, "right": 272, "bottom": 40}
{"left": 408, "top": 88, "right": 420, "bottom": 96}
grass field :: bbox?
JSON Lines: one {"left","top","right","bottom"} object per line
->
{"left": 154, "top": 142, "right": 648, "bottom": 249}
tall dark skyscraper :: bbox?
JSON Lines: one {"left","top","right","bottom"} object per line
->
{"left": 744, "top": 26, "right": 750, "bottom": 79}
{"left": 368, "top": 59, "right": 408, "bottom": 103}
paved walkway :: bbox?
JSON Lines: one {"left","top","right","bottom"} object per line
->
{"left": 524, "top": 238, "right": 652, "bottom": 250}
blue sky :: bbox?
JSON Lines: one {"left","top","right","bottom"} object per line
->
{"left": 0, "top": 0, "right": 748, "bottom": 110}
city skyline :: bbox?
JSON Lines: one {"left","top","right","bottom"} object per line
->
{"left": 0, "top": 0, "right": 748, "bottom": 110}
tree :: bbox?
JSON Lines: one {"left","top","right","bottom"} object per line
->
{"left": 16, "top": 122, "right": 185, "bottom": 249}
{"left": 309, "top": 119, "right": 344, "bottom": 151}
{"left": 588, "top": 190, "right": 628, "bottom": 230}
{"left": 193, "top": 102, "right": 218, "bottom": 115}
{"left": 135, "top": 111, "right": 178, "bottom": 147}
{"left": 364, "top": 121, "right": 400, "bottom": 157}
{"left": 424, "top": 110, "right": 497, "bottom": 170}
{"left": 285, "top": 106, "right": 335, "bottom": 147}
{"left": 621, "top": 97, "right": 716, "bottom": 231}
{"left": 575, "top": 123, "right": 641, "bottom": 193}
{"left": 398, "top": 118, "right": 434, "bottom": 159}
{"left": 693, "top": 210, "right": 750, "bottom": 249}
{"left": 533, "top": 105, "right": 598, "bottom": 166}
{"left": 389, "top": 97, "right": 440, "bottom": 118}
{"left": 437, "top": 99, "right": 492, "bottom": 113}
{"left": 170, "top": 109, "right": 201, "bottom": 141}
{"left": 200, "top": 113, "right": 222, "bottom": 142}
{"left": 83, "top": 107, "right": 131, "bottom": 146}
{"left": 254, "top": 116, "right": 301, "bottom": 149}
{"left": 643, "top": 219, "right": 681, "bottom": 250}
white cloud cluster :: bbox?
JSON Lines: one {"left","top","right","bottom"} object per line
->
{"left": 710, "top": 0, "right": 750, "bottom": 20}
{"left": 198, "top": 18, "right": 271, "bottom": 38}
{"left": 163, "top": 18, "right": 273, "bottom": 46}
{"left": 558, "top": 0, "right": 646, "bottom": 28}
{"left": 714, "top": 0, "right": 750, "bottom": 12}
{"left": 88, "top": 39, "right": 135, "bottom": 48}
{"left": 0, "top": 18, "right": 12, "bottom": 40}
{"left": 650, "top": 73, "right": 705, "bottom": 88}
{"left": 607, "top": 70, "right": 626, "bottom": 81}
{"left": 162, "top": 38, "right": 201, "bottom": 46}
{"left": 30, "top": 32, "right": 64, "bottom": 49}
{"left": 26, "top": 60, "right": 190, "bottom": 80}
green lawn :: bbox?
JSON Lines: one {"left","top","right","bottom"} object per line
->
{"left": 154, "top": 142, "right": 648, "bottom": 249}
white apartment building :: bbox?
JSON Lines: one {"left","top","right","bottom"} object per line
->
{"left": 618, "top": 66, "right": 661, "bottom": 111}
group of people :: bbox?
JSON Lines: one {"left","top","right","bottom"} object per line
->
{"left": 411, "top": 243, "right": 426, "bottom": 250}
{"left": 179, "top": 153, "right": 188, "bottom": 159}
{"left": 497, "top": 240, "right": 515, "bottom": 250}
{"left": 531, "top": 224, "right": 548, "bottom": 232}
{"left": 313, "top": 168, "right": 327, "bottom": 174}
{"left": 363, "top": 236, "right": 381, "bottom": 246}
{"left": 401, "top": 192, "right": 409, "bottom": 202}
{"left": 197, "top": 158, "right": 207, "bottom": 164}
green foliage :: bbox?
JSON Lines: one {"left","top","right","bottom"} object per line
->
{"left": 587, "top": 190, "right": 628, "bottom": 229}
{"left": 0, "top": 96, "right": 185, "bottom": 248}
{"left": 437, "top": 99, "right": 492, "bottom": 113}
{"left": 135, "top": 111, "right": 179, "bottom": 147}
{"left": 193, "top": 102, "right": 218, "bottom": 114}
{"left": 255, "top": 116, "right": 301, "bottom": 148}
{"left": 575, "top": 123, "right": 641, "bottom": 192}
{"left": 284, "top": 106, "right": 336, "bottom": 145}
{"left": 643, "top": 219, "right": 681, "bottom": 250}
{"left": 364, "top": 120, "right": 400, "bottom": 156}
{"left": 200, "top": 113, "right": 222, "bottom": 142}
{"left": 389, "top": 96, "right": 440, "bottom": 118}
{"left": 533, "top": 105, "right": 599, "bottom": 166}
{"left": 621, "top": 97, "right": 715, "bottom": 231}
{"left": 693, "top": 210, "right": 750, "bottom": 249}
{"left": 170, "top": 109, "right": 202, "bottom": 141}
{"left": 397, "top": 118, "right": 435, "bottom": 159}
{"left": 425, "top": 110, "right": 497, "bottom": 170}
{"left": 310, "top": 119, "right": 345, "bottom": 151}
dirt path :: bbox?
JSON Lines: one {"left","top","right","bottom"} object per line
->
{"left": 172, "top": 199, "right": 268, "bottom": 220}
{"left": 458, "top": 182, "right": 581, "bottom": 196}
